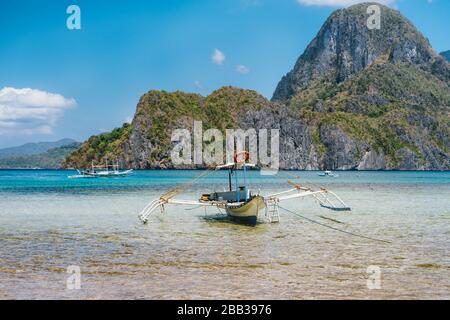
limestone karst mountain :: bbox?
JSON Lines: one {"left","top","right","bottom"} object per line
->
{"left": 63, "top": 3, "right": 450, "bottom": 170}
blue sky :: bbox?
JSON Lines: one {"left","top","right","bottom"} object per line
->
{"left": 0, "top": 0, "right": 448, "bottom": 148}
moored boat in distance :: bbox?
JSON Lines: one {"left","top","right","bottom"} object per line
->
{"left": 318, "top": 170, "right": 338, "bottom": 177}
{"left": 69, "top": 159, "right": 133, "bottom": 178}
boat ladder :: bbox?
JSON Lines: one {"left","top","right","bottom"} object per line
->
{"left": 265, "top": 198, "right": 280, "bottom": 223}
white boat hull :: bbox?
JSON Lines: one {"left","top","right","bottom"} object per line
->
{"left": 69, "top": 169, "right": 133, "bottom": 179}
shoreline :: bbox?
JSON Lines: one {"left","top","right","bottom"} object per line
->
{"left": 0, "top": 168, "right": 449, "bottom": 172}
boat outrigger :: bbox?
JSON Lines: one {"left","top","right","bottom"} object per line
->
{"left": 69, "top": 159, "right": 133, "bottom": 178}
{"left": 139, "top": 151, "right": 350, "bottom": 226}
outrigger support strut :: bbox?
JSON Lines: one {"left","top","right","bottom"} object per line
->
{"left": 313, "top": 189, "right": 351, "bottom": 211}
{"left": 139, "top": 198, "right": 166, "bottom": 224}
{"left": 264, "top": 183, "right": 351, "bottom": 212}
{"left": 139, "top": 197, "right": 224, "bottom": 224}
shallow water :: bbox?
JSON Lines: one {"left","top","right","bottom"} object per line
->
{"left": 0, "top": 170, "right": 449, "bottom": 299}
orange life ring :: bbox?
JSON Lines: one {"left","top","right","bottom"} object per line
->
{"left": 234, "top": 151, "right": 250, "bottom": 164}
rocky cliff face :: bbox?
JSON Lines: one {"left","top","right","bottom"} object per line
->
{"left": 63, "top": 3, "right": 450, "bottom": 170}
{"left": 63, "top": 88, "right": 273, "bottom": 169}
{"left": 128, "top": 88, "right": 271, "bottom": 169}
{"left": 269, "top": 2, "right": 450, "bottom": 170}
{"left": 272, "top": 3, "right": 440, "bottom": 102}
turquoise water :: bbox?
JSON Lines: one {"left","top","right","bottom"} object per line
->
{"left": 0, "top": 170, "right": 449, "bottom": 299}
{"left": 1, "top": 169, "right": 449, "bottom": 193}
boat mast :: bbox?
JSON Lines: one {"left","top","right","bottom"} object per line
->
{"left": 243, "top": 162, "right": 248, "bottom": 201}
{"left": 234, "top": 163, "right": 239, "bottom": 201}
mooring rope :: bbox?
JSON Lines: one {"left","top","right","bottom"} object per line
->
{"left": 276, "top": 171, "right": 331, "bottom": 200}
{"left": 278, "top": 205, "right": 391, "bottom": 244}
{"left": 159, "top": 167, "right": 215, "bottom": 201}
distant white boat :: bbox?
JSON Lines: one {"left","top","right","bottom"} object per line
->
{"left": 69, "top": 159, "right": 133, "bottom": 178}
{"left": 317, "top": 170, "right": 338, "bottom": 177}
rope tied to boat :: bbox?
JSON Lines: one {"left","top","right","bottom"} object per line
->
{"left": 277, "top": 205, "right": 391, "bottom": 244}
{"left": 159, "top": 166, "right": 216, "bottom": 202}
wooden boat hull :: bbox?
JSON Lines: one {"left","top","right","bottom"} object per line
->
{"left": 225, "top": 196, "right": 266, "bottom": 226}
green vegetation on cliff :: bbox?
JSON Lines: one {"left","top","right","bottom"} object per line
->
{"left": 62, "top": 87, "right": 271, "bottom": 169}
{"left": 63, "top": 124, "right": 133, "bottom": 168}
{"left": 288, "top": 61, "right": 450, "bottom": 166}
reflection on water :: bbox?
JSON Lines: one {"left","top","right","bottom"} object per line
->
{"left": 0, "top": 170, "right": 449, "bottom": 299}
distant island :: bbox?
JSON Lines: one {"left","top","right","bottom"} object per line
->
{"left": 0, "top": 139, "right": 80, "bottom": 169}
{"left": 60, "top": 3, "right": 449, "bottom": 171}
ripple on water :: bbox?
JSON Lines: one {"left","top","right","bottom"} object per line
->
{"left": 0, "top": 171, "right": 449, "bottom": 299}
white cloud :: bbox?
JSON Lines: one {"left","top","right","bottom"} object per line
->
{"left": 212, "top": 49, "right": 225, "bottom": 65}
{"left": 0, "top": 87, "right": 76, "bottom": 135}
{"left": 194, "top": 80, "right": 203, "bottom": 89}
{"left": 236, "top": 64, "right": 250, "bottom": 74}
{"left": 297, "top": 0, "right": 394, "bottom": 7}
